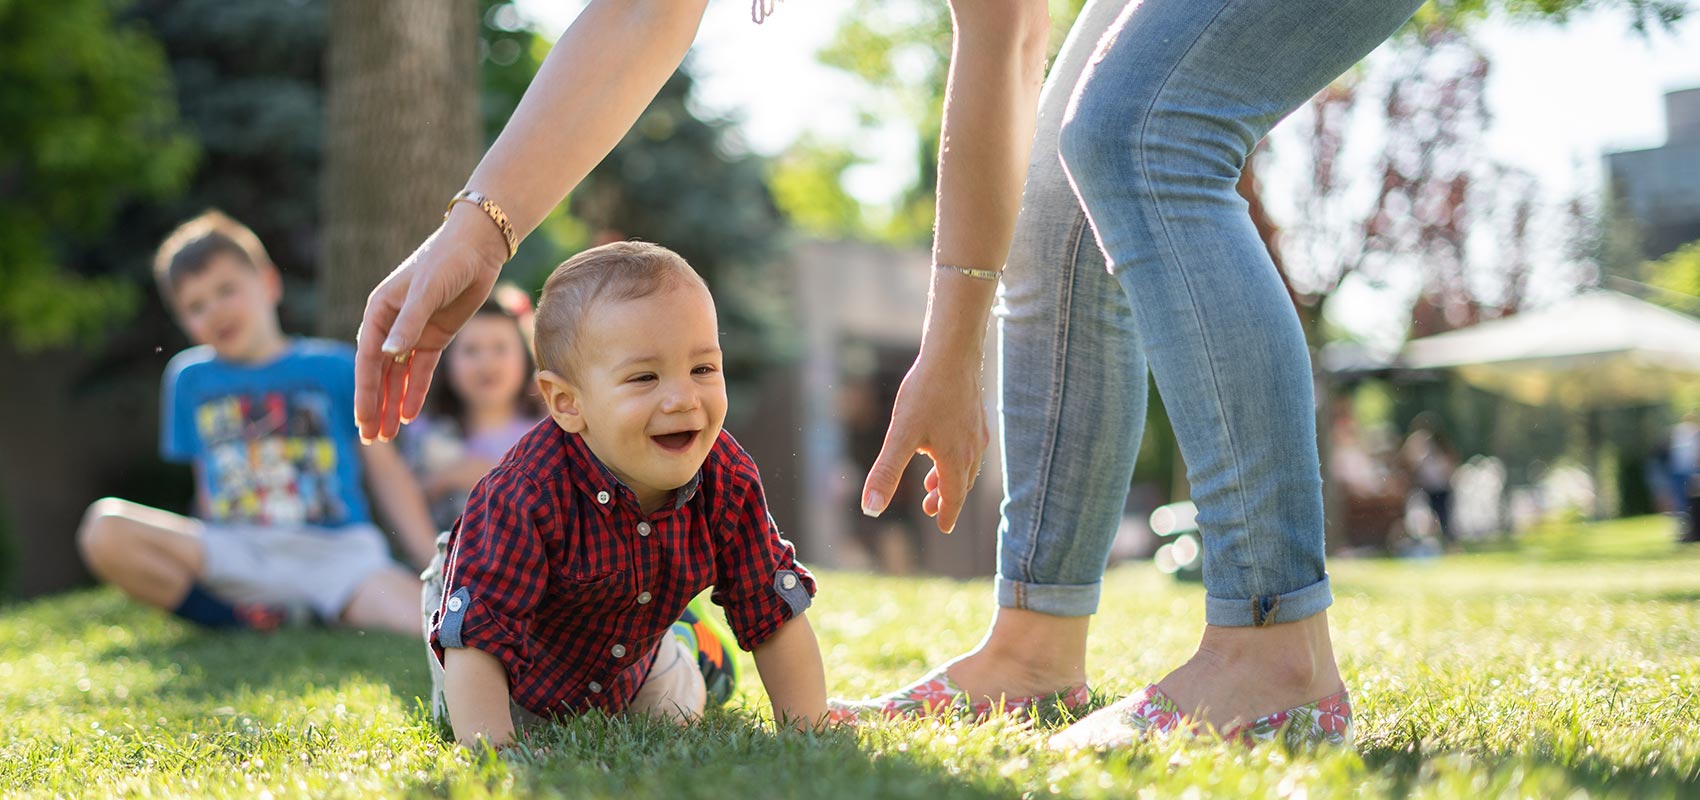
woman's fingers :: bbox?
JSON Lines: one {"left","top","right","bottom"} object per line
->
{"left": 378, "top": 352, "right": 409, "bottom": 442}
{"left": 381, "top": 261, "right": 437, "bottom": 358}
{"left": 400, "top": 349, "right": 443, "bottom": 425}
{"left": 355, "top": 286, "right": 403, "bottom": 442}
{"left": 931, "top": 449, "right": 975, "bottom": 534}
{"left": 862, "top": 418, "right": 919, "bottom": 518}
{"left": 923, "top": 487, "right": 942, "bottom": 517}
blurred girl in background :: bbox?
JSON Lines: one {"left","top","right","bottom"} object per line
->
{"left": 402, "top": 284, "right": 544, "bottom": 531}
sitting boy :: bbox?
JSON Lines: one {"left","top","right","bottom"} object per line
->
{"left": 77, "top": 211, "right": 436, "bottom": 635}
{"left": 428, "top": 242, "right": 826, "bottom": 746}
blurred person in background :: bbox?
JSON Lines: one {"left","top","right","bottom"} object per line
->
{"left": 1402, "top": 412, "right": 1461, "bottom": 548}
{"left": 399, "top": 285, "right": 545, "bottom": 533}
{"left": 1672, "top": 411, "right": 1700, "bottom": 543}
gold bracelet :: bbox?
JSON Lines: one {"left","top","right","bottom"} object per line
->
{"left": 935, "top": 263, "right": 1002, "bottom": 282}
{"left": 445, "top": 190, "right": 518, "bottom": 262}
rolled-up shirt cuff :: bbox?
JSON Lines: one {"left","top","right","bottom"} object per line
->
{"left": 727, "top": 566, "right": 817, "bottom": 650}
{"left": 429, "top": 587, "right": 531, "bottom": 678}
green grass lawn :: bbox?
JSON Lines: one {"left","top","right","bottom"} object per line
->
{"left": 3, "top": 515, "right": 1698, "bottom": 799}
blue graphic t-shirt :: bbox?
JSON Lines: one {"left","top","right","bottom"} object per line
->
{"left": 160, "top": 339, "right": 371, "bottom": 528}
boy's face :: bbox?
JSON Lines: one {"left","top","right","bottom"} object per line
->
{"left": 538, "top": 281, "right": 727, "bottom": 511}
{"left": 171, "top": 253, "right": 283, "bottom": 362}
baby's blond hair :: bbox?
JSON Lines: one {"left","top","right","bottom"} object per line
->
{"left": 534, "top": 241, "right": 707, "bottom": 379}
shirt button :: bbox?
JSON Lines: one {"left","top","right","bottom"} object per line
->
{"left": 447, "top": 596, "right": 464, "bottom": 612}
{"left": 637, "top": 522, "right": 652, "bottom": 537}
{"left": 781, "top": 573, "right": 798, "bottom": 590}
{"left": 596, "top": 490, "right": 610, "bottom": 504}
{"left": 588, "top": 681, "right": 602, "bottom": 694}
{"left": 611, "top": 644, "right": 627, "bottom": 658}
{"left": 636, "top": 591, "right": 652, "bottom": 605}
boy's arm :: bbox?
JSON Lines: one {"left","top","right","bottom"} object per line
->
{"left": 359, "top": 441, "right": 437, "bottom": 568}
{"left": 423, "top": 457, "right": 499, "bottom": 502}
{"left": 751, "top": 613, "right": 827, "bottom": 730}
{"left": 443, "top": 647, "right": 516, "bottom": 747}
{"left": 190, "top": 464, "right": 208, "bottom": 518}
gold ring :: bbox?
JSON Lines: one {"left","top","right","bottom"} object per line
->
{"left": 392, "top": 352, "right": 408, "bottom": 365}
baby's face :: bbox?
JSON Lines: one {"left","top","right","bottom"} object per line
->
{"left": 561, "top": 282, "right": 726, "bottom": 510}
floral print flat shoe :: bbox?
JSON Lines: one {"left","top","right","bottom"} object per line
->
{"left": 827, "top": 668, "right": 1092, "bottom": 724}
{"left": 1222, "top": 688, "right": 1352, "bottom": 747}
{"left": 1047, "top": 684, "right": 1353, "bottom": 750}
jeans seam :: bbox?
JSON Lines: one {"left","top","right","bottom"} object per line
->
{"left": 1020, "top": 210, "right": 1093, "bottom": 586}
{"left": 1129, "top": 0, "right": 1268, "bottom": 599}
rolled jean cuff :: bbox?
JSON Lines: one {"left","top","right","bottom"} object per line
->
{"left": 996, "top": 575, "right": 1101, "bottom": 618}
{"left": 1204, "top": 574, "right": 1333, "bottom": 627}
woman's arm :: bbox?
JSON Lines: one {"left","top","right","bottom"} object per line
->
{"left": 355, "top": 0, "right": 711, "bottom": 443}
{"left": 862, "top": 0, "right": 1051, "bottom": 533}
{"left": 751, "top": 613, "right": 827, "bottom": 730}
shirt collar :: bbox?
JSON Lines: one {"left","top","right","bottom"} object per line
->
{"left": 558, "top": 429, "right": 702, "bottom": 516}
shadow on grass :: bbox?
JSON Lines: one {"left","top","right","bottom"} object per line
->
{"left": 395, "top": 710, "right": 1017, "bottom": 800}
{"left": 1359, "top": 741, "right": 1700, "bottom": 796}
{"left": 0, "top": 589, "right": 421, "bottom": 713}
{"left": 99, "top": 624, "right": 430, "bottom": 706}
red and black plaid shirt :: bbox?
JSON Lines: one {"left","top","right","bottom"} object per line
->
{"left": 428, "top": 421, "right": 816, "bottom": 719}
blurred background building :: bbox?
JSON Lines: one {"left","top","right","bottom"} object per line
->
{"left": 1607, "top": 88, "right": 1700, "bottom": 259}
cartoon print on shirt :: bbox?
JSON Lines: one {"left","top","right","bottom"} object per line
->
{"left": 197, "top": 390, "right": 348, "bottom": 525}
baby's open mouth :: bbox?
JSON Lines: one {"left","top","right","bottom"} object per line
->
{"left": 651, "top": 431, "right": 698, "bottom": 452}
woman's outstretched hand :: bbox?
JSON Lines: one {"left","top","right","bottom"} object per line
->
{"left": 355, "top": 212, "right": 506, "bottom": 443}
{"left": 861, "top": 350, "right": 990, "bottom": 534}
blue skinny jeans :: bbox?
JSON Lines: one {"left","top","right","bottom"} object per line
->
{"left": 995, "top": 0, "right": 1422, "bottom": 626}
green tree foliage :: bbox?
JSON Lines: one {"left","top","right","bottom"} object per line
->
{"left": 768, "top": 137, "right": 868, "bottom": 239}
{"left": 479, "top": 2, "right": 787, "bottom": 382}
{"left": 124, "top": 0, "right": 329, "bottom": 330}
{"left": 811, "top": 0, "right": 1684, "bottom": 246}
{"left": 1646, "top": 239, "right": 1700, "bottom": 311}
{"left": 573, "top": 67, "right": 788, "bottom": 381}
{"left": 1411, "top": 0, "right": 1686, "bottom": 30}
{"left": 0, "top": 0, "right": 196, "bottom": 350}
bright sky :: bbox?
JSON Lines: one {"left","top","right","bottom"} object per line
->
{"left": 517, "top": 0, "right": 1700, "bottom": 341}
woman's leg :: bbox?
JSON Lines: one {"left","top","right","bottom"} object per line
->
{"left": 1052, "top": 0, "right": 1422, "bottom": 735}
{"left": 835, "top": 0, "right": 1144, "bottom": 712}
{"left": 948, "top": 0, "right": 1146, "bottom": 705}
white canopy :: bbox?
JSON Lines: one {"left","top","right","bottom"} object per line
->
{"left": 1398, "top": 290, "right": 1700, "bottom": 408}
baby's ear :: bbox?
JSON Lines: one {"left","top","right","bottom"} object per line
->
{"left": 535, "top": 371, "right": 586, "bottom": 433}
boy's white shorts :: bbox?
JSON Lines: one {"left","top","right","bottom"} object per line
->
{"left": 200, "top": 522, "right": 397, "bottom": 620}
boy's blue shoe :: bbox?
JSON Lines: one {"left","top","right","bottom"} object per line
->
{"left": 672, "top": 596, "right": 739, "bottom": 707}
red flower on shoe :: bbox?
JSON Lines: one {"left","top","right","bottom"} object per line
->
{"left": 1315, "top": 694, "right": 1350, "bottom": 735}
{"left": 827, "top": 707, "right": 860, "bottom": 725}
{"left": 909, "top": 678, "right": 957, "bottom": 710}
{"left": 1145, "top": 709, "right": 1183, "bottom": 733}
{"left": 1126, "top": 687, "right": 1186, "bottom": 734}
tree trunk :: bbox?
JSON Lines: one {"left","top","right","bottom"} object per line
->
{"left": 320, "top": 0, "right": 481, "bottom": 340}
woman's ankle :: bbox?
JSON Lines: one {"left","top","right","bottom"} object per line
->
{"left": 949, "top": 607, "right": 1091, "bottom": 691}
{"left": 1161, "top": 612, "right": 1343, "bottom": 721}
